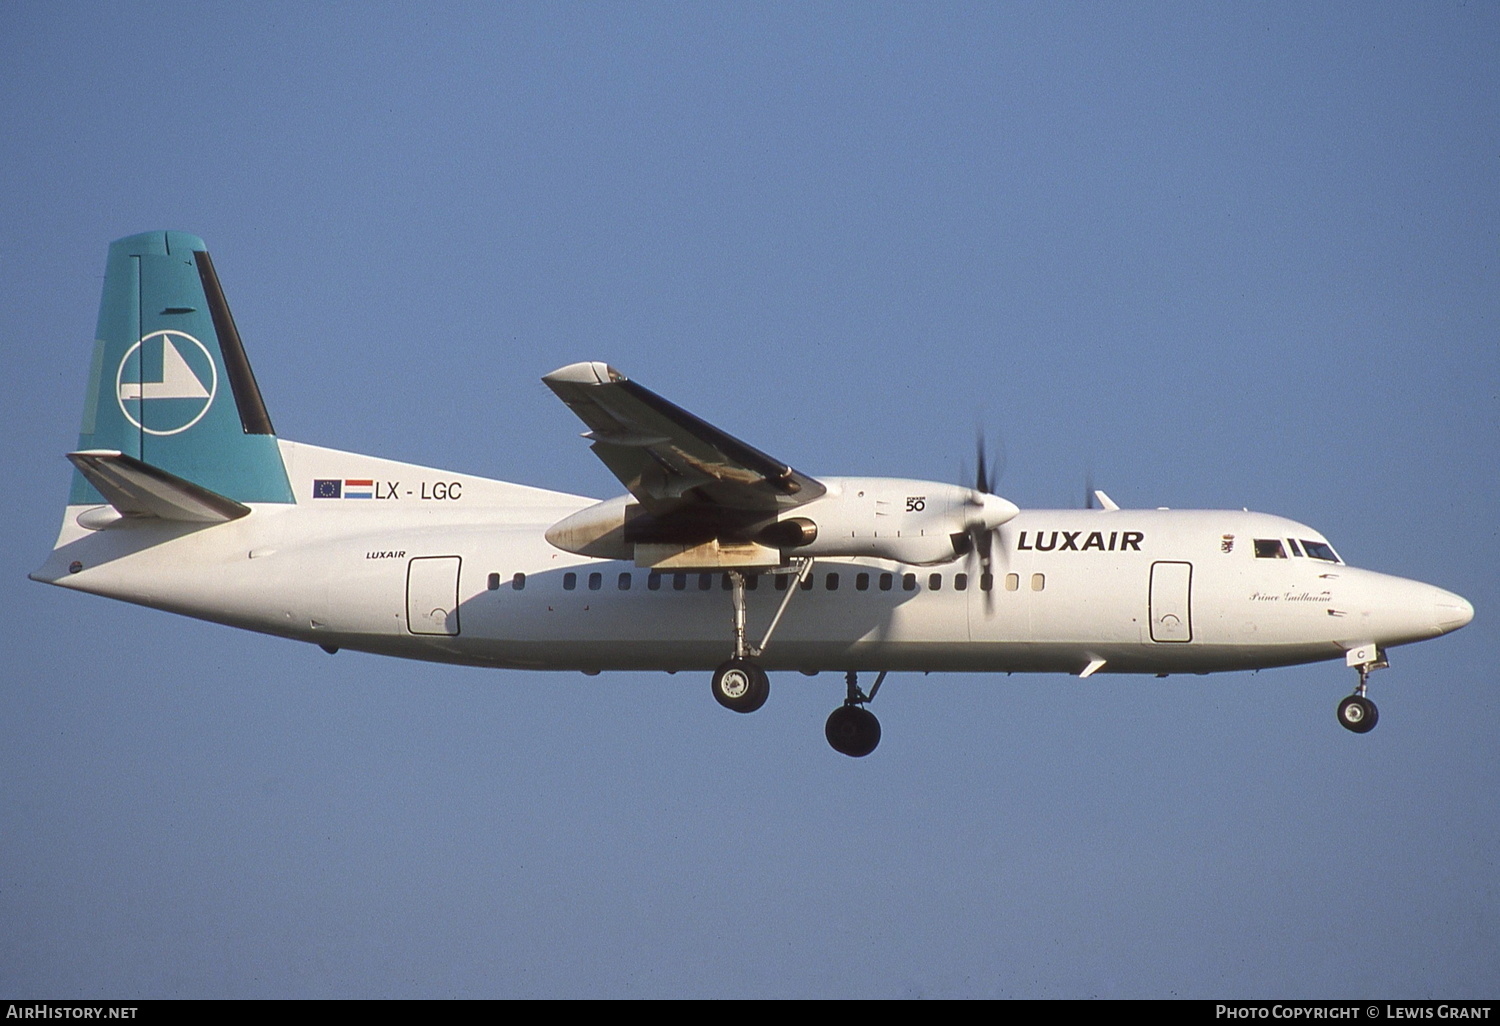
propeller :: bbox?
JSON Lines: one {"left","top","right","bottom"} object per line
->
{"left": 962, "top": 434, "right": 1018, "bottom": 607}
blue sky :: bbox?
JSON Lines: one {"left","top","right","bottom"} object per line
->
{"left": 3, "top": 2, "right": 1496, "bottom": 998}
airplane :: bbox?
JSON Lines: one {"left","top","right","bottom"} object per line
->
{"left": 31, "top": 232, "right": 1475, "bottom": 756}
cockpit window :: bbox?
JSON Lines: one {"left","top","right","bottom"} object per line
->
{"left": 1301, "top": 540, "right": 1340, "bottom": 563}
{"left": 1287, "top": 538, "right": 1303, "bottom": 557}
{"left": 1254, "top": 539, "right": 1287, "bottom": 559}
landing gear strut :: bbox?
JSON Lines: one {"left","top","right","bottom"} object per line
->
{"left": 825, "top": 670, "right": 885, "bottom": 757}
{"left": 1338, "top": 648, "right": 1384, "bottom": 734}
{"left": 707, "top": 561, "right": 814, "bottom": 717}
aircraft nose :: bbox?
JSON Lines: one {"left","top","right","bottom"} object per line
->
{"left": 1434, "top": 589, "right": 1474, "bottom": 634}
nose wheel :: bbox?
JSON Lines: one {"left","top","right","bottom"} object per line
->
{"left": 1337, "top": 655, "right": 1382, "bottom": 734}
{"left": 1337, "top": 693, "right": 1378, "bottom": 733}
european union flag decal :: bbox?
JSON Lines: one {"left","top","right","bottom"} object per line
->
{"left": 313, "top": 479, "right": 342, "bottom": 499}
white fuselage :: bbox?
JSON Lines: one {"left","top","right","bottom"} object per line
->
{"left": 33, "top": 441, "right": 1472, "bottom": 680}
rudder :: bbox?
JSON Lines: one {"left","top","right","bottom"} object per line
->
{"left": 70, "top": 232, "right": 294, "bottom": 505}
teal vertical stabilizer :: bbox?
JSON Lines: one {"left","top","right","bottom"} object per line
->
{"left": 69, "top": 231, "right": 295, "bottom": 505}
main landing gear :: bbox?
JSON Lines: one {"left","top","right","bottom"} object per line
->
{"left": 707, "top": 562, "right": 886, "bottom": 755}
{"left": 711, "top": 658, "right": 769, "bottom": 713}
{"left": 708, "top": 563, "right": 811, "bottom": 718}
{"left": 825, "top": 670, "right": 885, "bottom": 758}
{"left": 1337, "top": 647, "right": 1385, "bottom": 734}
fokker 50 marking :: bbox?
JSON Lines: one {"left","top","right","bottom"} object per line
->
{"left": 32, "top": 232, "right": 1474, "bottom": 757}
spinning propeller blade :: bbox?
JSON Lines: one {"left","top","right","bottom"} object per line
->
{"left": 963, "top": 433, "right": 1016, "bottom": 611}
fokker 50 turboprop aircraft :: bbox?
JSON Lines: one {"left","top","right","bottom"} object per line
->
{"left": 32, "top": 232, "right": 1474, "bottom": 756}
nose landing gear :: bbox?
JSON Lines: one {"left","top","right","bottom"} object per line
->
{"left": 825, "top": 670, "right": 885, "bottom": 757}
{"left": 1338, "top": 646, "right": 1385, "bottom": 734}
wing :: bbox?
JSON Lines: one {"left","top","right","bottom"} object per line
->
{"left": 542, "top": 362, "right": 825, "bottom": 518}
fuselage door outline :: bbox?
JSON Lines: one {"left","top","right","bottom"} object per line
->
{"left": 407, "top": 555, "right": 462, "bottom": 636}
{"left": 1149, "top": 560, "right": 1193, "bottom": 643}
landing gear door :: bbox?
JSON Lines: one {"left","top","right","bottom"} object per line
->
{"left": 407, "top": 556, "right": 461, "bottom": 636}
{"left": 1149, "top": 561, "right": 1192, "bottom": 643}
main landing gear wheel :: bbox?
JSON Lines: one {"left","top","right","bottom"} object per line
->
{"left": 825, "top": 670, "right": 886, "bottom": 757}
{"left": 712, "top": 658, "right": 769, "bottom": 714}
{"left": 826, "top": 705, "right": 881, "bottom": 757}
{"left": 1337, "top": 694, "right": 1379, "bottom": 734}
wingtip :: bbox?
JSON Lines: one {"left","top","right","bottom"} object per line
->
{"left": 542, "top": 361, "right": 624, "bottom": 386}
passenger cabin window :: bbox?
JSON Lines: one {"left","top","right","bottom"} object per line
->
{"left": 1031, "top": 573, "right": 1045, "bottom": 592}
{"left": 1254, "top": 539, "right": 1287, "bottom": 559}
{"left": 618, "top": 572, "right": 632, "bottom": 590}
{"left": 980, "top": 573, "right": 993, "bottom": 592}
{"left": 955, "top": 573, "right": 968, "bottom": 591}
{"left": 826, "top": 573, "right": 839, "bottom": 591}
{"left": 698, "top": 573, "right": 712, "bottom": 591}
{"left": 856, "top": 572, "right": 870, "bottom": 591}
{"left": 1005, "top": 573, "right": 1019, "bottom": 592}
{"left": 902, "top": 573, "right": 917, "bottom": 592}
{"left": 1301, "top": 540, "right": 1340, "bottom": 563}
{"left": 673, "top": 573, "right": 687, "bottom": 591}
{"left": 512, "top": 572, "right": 526, "bottom": 590}
{"left": 879, "top": 573, "right": 894, "bottom": 591}
{"left": 564, "top": 572, "right": 577, "bottom": 590}
{"left": 487, "top": 573, "right": 501, "bottom": 591}
{"left": 588, "top": 572, "right": 602, "bottom": 591}
{"left": 648, "top": 572, "right": 662, "bottom": 591}
{"left": 928, "top": 573, "right": 942, "bottom": 591}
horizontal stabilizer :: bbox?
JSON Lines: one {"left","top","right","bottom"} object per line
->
{"left": 67, "top": 450, "right": 251, "bottom": 523}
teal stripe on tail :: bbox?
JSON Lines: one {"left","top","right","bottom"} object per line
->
{"left": 70, "top": 232, "right": 295, "bottom": 505}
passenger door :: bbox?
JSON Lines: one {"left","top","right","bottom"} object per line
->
{"left": 1149, "top": 561, "right": 1192, "bottom": 642}
{"left": 407, "top": 556, "right": 462, "bottom": 636}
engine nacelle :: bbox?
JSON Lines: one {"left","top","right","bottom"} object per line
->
{"left": 757, "top": 517, "right": 817, "bottom": 549}
{"left": 544, "top": 494, "right": 635, "bottom": 560}
{"left": 545, "top": 477, "right": 1018, "bottom": 569}
{"left": 545, "top": 496, "right": 782, "bottom": 567}
{"left": 754, "top": 477, "right": 1018, "bottom": 566}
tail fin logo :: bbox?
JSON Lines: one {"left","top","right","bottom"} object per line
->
{"left": 115, "top": 330, "right": 218, "bottom": 436}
